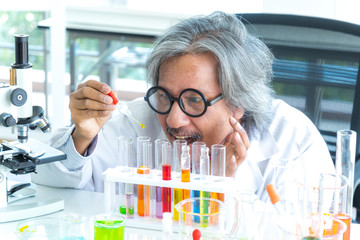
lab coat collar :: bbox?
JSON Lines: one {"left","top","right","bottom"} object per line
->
{"left": 234, "top": 127, "right": 279, "bottom": 193}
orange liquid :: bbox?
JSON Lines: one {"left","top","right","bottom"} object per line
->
{"left": 137, "top": 166, "right": 150, "bottom": 174}
{"left": 335, "top": 213, "right": 351, "bottom": 240}
{"left": 137, "top": 184, "right": 150, "bottom": 217}
{"left": 181, "top": 168, "right": 190, "bottom": 182}
{"left": 210, "top": 192, "right": 224, "bottom": 225}
{"left": 137, "top": 166, "right": 150, "bottom": 217}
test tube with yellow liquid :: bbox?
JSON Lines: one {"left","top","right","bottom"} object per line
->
{"left": 210, "top": 144, "right": 226, "bottom": 225}
{"left": 136, "top": 136, "right": 151, "bottom": 217}
{"left": 181, "top": 145, "right": 191, "bottom": 224}
{"left": 173, "top": 139, "right": 187, "bottom": 221}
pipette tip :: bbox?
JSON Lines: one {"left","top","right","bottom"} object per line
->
{"left": 107, "top": 91, "right": 145, "bottom": 129}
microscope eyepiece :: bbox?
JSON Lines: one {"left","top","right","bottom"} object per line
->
{"left": 12, "top": 34, "right": 32, "bottom": 69}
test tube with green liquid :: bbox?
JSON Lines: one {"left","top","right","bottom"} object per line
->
{"left": 200, "top": 146, "right": 210, "bottom": 227}
{"left": 126, "top": 183, "right": 135, "bottom": 218}
{"left": 118, "top": 136, "right": 132, "bottom": 215}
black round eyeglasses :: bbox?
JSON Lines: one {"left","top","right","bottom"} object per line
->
{"left": 144, "top": 86, "right": 223, "bottom": 117}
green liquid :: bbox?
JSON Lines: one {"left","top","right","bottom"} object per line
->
{"left": 200, "top": 191, "right": 209, "bottom": 227}
{"left": 128, "top": 207, "right": 134, "bottom": 215}
{"left": 302, "top": 237, "right": 320, "bottom": 240}
{"left": 119, "top": 206, "right": 126, "bottom": 214}
{"left": 94, "top": 220, "right": 125, "bottom": 240}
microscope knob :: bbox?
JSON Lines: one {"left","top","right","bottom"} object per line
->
{"left": 0, "top": 113, "right": 16, "bottom": 127}
{"left": 10, "top": 88, "right": 27, "bottom": 106}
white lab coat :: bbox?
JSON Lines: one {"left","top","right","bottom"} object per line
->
{"left": 32, "top": 98, "right": 334, "bottom": 201}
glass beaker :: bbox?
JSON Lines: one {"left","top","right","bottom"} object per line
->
{"left": 175, "top": 197, "right": 225, "bottom": 240}
{"left": 61, "top": 213, "right": 88, "bottom": 240}
{"left": 93, "top": 214, "right": 126, "bottom": 240}
{"left": 229, "top": 191, "right": 258, "bottom": 240}
{"left": 280, "top": 172, "right": 348, "bottom": 240}
{"left": 279, "top": 213, "right": 347, "bottom": 240}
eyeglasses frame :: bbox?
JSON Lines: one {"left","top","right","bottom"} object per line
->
{"left": 144, "top": 86, "right": 223, "bottom": 117}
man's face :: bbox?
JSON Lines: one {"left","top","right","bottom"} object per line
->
{"left": 157, "top": 53, "right": 237, "bottom": 149}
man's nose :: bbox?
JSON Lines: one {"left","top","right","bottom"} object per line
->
{"left": 166, "top": 101, "right": 191, "bottom": 129}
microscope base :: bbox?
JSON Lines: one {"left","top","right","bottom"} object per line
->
{"left": 0, "top": 198, "right": 64, "bottom": 223}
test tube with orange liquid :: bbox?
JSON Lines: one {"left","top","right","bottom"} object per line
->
{"left": 136, "top": 136, "right": 151, "bottom": 217}
{"left": 210, "top": 144, "right": 226, "bottom": 225}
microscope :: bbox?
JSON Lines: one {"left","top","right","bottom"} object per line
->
{"left": 0, "top": 34, "right": 67, "bottom": 222}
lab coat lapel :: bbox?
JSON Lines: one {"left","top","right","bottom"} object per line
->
{"left": 234, "top": 128, "right": 279, "bottom": 193}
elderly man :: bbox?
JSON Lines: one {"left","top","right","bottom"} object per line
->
{"left": 32, "top": 11, "right": 334, "bottom": 201}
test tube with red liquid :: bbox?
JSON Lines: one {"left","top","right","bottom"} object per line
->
{"left": 162, "top": 141, "right": 172, "bottom": 214}
{"left": 154, "top": 139, "right": 170, "bottom": 219}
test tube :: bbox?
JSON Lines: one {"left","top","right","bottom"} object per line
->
{"left": 126, "top": 183, "right": 135, "bottom": 219}
{"left": 210, "top": 144, "right": 226, "bottom": 225}
{"left": 162, "top": 142, "right": 172, "bottom": 214}
{"left": 191, "top": 141, "right": 206, "bottom": 223}
{"left": 200, "top": 146, "right": 210, "bottom": 226}
{"left": 192, "top": 142, "right": 206, "bottom": 177}
{"left": 136, "top": 136, "right": 151, "bottom": 168}
{"left": 173, "top": 139, "right": 187, "bottom": 221}
{"left": 118, "top": 136, "right": 133, "bottom": 172}
{"left": 137, "top": 137, "right": 151, "bottom": 217}
{"left": 117, "top": 136, "right": 132, "bottom": 215}
{"left": 181, "top": 145, "right": 191, "bottom": 223}
{"left": 155, "top": 139, "right": 170, "bottom": 176}
{"left": 211, "top": 144, "right": 226, "bottom": 179}
{"left": 154, "top": 139, "right": 170, "bottom": 219}
{"left": 155, "top": 139, "right": 170, "bottom": 219}
{"left": 335, "top": 129, "right": 356, "bottom": 240}
{"left": 181, "top": 145, "right": 191, "bottom": 183}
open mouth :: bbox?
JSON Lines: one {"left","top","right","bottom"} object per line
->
{"left": 167, "top": 128, "right": 201, "bottom": 145}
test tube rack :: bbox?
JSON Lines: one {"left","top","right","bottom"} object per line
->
{"left": 103, "top": 166, "right": 236, "bottom": 232}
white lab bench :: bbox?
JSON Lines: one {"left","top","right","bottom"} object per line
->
{"left": 0, "top": 184, "right": 360, "bottom": 239}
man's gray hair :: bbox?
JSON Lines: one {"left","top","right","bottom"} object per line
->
{"left": 146, "top": 11, "right": 275, "bottom": 135}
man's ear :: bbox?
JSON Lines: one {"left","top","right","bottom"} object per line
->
{"left": 233, "top": 108, "right": 244, "bottom": 121}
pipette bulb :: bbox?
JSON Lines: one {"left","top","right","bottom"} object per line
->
{"left": 192, "top": 229, "right": 201, "bottom": 240}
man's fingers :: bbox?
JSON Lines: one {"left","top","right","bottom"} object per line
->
{"left": 71, "top": 98, "right": 116, "bottom": 111}
{"left": 74, "top": 109, "right": 113, "bottom": 119}
{"left": 229, "top": 116, "right": 250, "bottom": 150}
{"left": 77, "top": 80, "right": 111, "bottom": 94}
